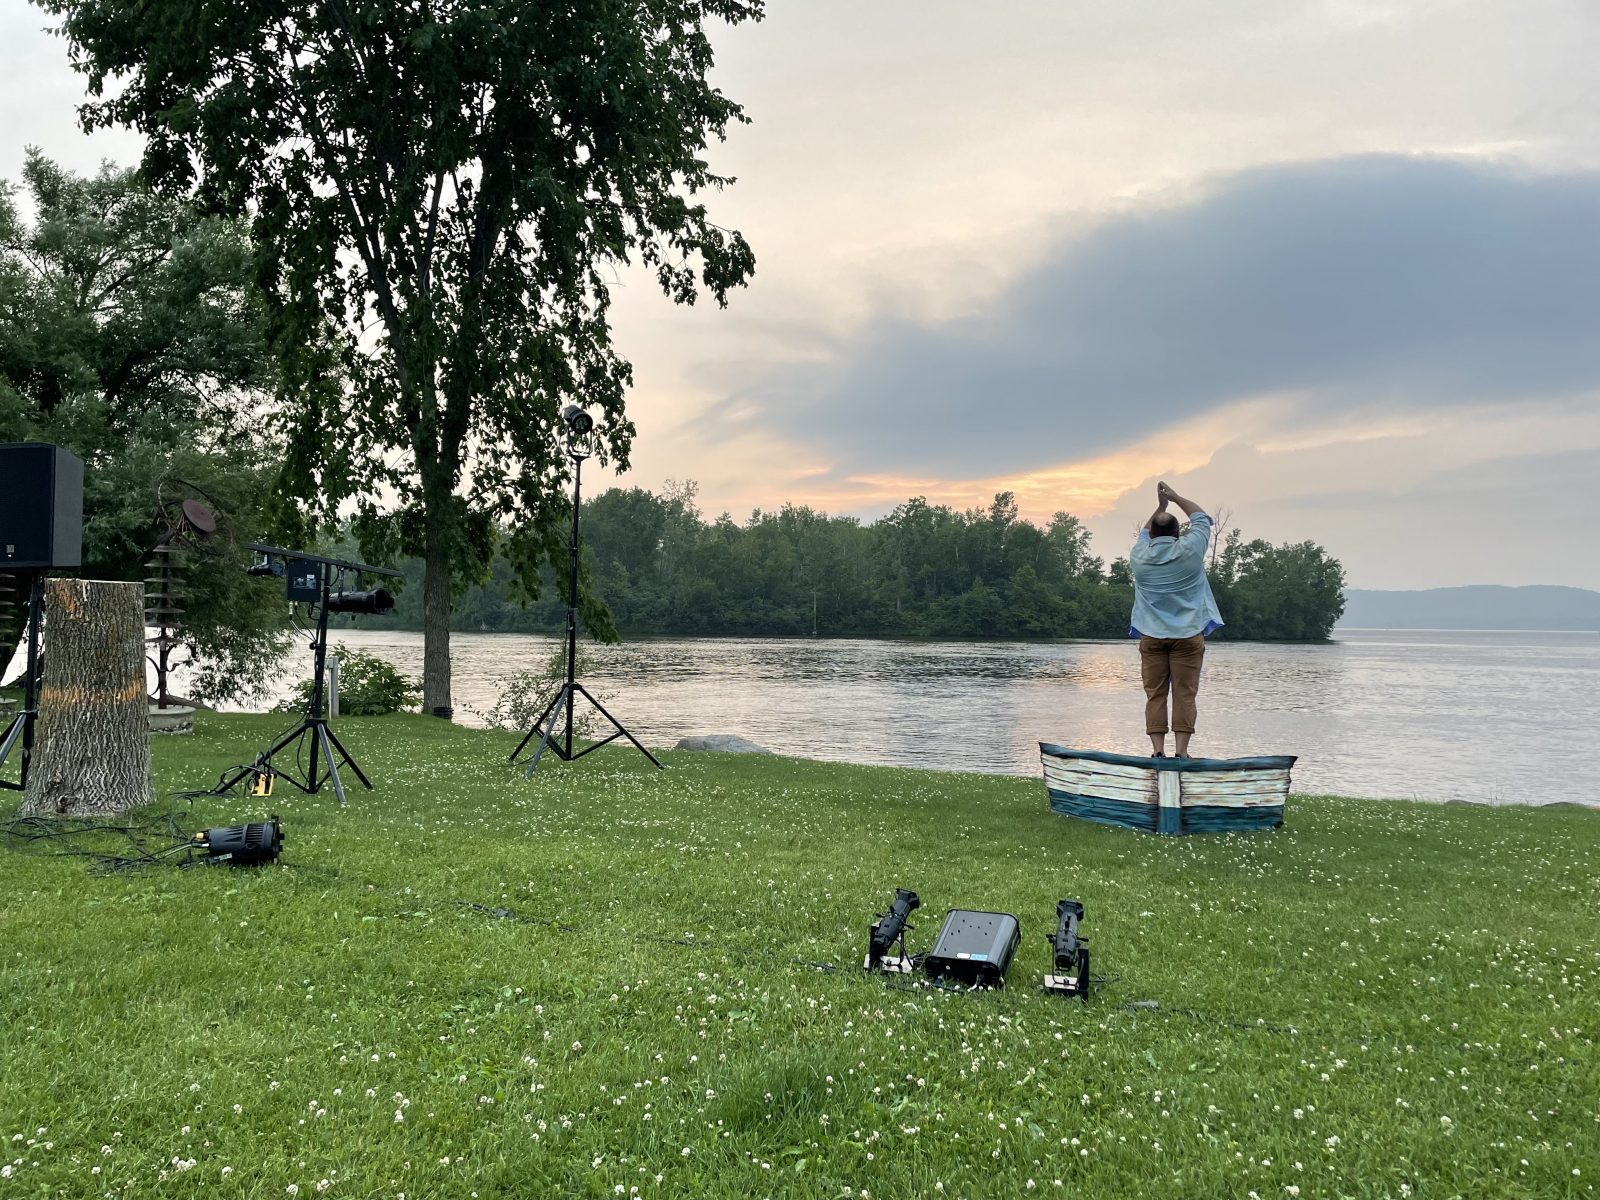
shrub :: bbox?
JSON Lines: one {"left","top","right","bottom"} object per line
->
{"left": 469, "top": 644, "right": 610, "bottom": 740}
{"left": 275, "top": 647, "right": 420, "bottom": 716}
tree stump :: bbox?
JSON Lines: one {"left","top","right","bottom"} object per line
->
{"left": 21, "top": 579, "right": 151, "bottom": 817}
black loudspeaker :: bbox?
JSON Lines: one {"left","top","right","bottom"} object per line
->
{"left": 0, "top": 443, "right": 84, "bottom": 569}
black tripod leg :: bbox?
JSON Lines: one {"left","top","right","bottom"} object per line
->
{"left": 321, "top": 723, "right": 373, "bottom": 790}
{"left": 0, "top": 712, "right": 26, "bottom": 790}
{"left": 217, "top": 721, "right": 316, "bottom": 793}
{"left": 509, "top": 686, "right": 567, "bottom": 763}
{"left": 316, "top": 722, "right": 348, "bottom": 807}
{"left": 574, "top": 684, "right": 664, "bottom": 769}
{"left": 525, "top": 687, "right": 569, "bottom": 777}
{"left": 307, "top": 714, "right": 323, "bottom": 793}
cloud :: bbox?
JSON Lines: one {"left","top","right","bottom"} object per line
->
{"left": 724, "top": 154, "right": 1600, "bottom": 479}
{"left": 1082, "top": 398, "right": 1600, "bottom": 588}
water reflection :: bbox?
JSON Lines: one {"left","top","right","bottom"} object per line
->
{"left": 231, "top": 628, "right": 1595, "bottom": 807}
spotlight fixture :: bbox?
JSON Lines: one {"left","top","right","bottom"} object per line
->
{"left": 326, "top": 587, "right": 394, "bottom": 615}
{"left": 191, "top": 816, "right": 283, "bottom": 866}
{"left": 1043, "top": 899, "right": 1092, "bottom": 999}
{"left": 923, "top": 909, "right": 1021, "bottom": 989}
{"left": 864, "top": 887, "right": 919, "bottom": 973}
{"left": 561, "top": 403, "right": 595, "bottom": 437}
{"left": 246, "top": 555, "right": 284, "bottom": 578}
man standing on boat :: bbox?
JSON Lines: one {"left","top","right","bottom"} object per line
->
{"left": 1131, "top": 481, "right": 1223, "bottom": 759}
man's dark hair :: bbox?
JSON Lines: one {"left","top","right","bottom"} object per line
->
{"left": 1150, "top": 512, "right": 1181, "bottom": 539}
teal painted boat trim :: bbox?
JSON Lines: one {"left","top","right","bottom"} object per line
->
{"left": 1046, "top": 788, "right": 1285, "bottom": 835}
{"left": 1047, "top": 790, "right": 1157, "bottom": 832}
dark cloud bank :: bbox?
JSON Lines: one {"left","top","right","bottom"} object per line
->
{"left": 730, "top": 155, "right": 1600, "bottom": 478}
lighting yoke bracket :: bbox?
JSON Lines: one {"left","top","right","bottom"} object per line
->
{"left": 1043, "top": 899, "right": 1092, "bottom": 999}
{"left": 221, "top": 544, "right": 402, "bottom": 805}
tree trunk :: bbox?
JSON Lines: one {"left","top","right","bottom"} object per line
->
{"left": 21, "top": 579, "right": 151, "bottom": 817}
{"left": 421, "top": 510, "right": 453, "bottom": 717}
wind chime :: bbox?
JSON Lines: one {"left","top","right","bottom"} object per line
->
{"left": 144, "top": 498, "right": 217, "bottom": 711}
{"left": 144, "top": 543, "right": 186, "bottom": 709}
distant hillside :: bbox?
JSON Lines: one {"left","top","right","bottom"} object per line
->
{"left": 1339, "top": 585, "right": 1600, "bottom": 631}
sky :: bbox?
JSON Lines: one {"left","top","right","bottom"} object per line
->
{"left": 3, "top": 0, "right": 1599, "bottom": 589}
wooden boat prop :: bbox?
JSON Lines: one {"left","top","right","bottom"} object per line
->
{"left": 1040, "top": 743, "right": 1296, "bottom": 835}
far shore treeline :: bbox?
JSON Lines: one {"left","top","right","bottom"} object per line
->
{"left": 347, "top": 484, "right": 1346, "bottom": 642}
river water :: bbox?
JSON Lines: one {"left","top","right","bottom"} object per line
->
{"left": 249, "top": 628, "right": 1596, "bottom": 807}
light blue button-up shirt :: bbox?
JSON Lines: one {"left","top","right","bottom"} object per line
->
{"left": 1129, "top": 511, "right": 1224, "bottom": 639}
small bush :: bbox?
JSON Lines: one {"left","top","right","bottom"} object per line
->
{"left": 275, "top": 647, "right": 420, "bottom": 716}
{"left": 469, "top": 644, "right": 610, "bottom": 740}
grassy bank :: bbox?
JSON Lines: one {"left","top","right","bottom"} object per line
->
{"left": 1, "top": 713, "right": 1595, "bottom": 1198}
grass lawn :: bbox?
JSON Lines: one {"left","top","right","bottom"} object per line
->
{"left": 1, "top": 712, "right": 1596, "bottom": 1199}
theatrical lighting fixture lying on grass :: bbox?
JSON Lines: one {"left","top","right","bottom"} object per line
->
{"left": 864, "top": 887, "right": 920, "bottom": 973}
{"left": 1043, "top": 899, "right": 1091, "bottom": 999}
{"left": 191, "top": 817, "right": 282, "bottom": 866}
{"left": 923, "top": 909, "right": 1021, "bottom": 989}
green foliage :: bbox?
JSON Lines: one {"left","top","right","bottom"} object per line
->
{"left": 0, "top": 153, "right": 293, "bottom": 700}
{"left": 354, "top": 485, "right": 1347, "bottom": 642}
{"left": 0, "top": 715, "right": 1595, "bottom": 1197}
{"left": 276, "top": 647, "right": 420, "bottom": 716}
{"left": 42, "top": 0, "right": 762, "bottom": 706}
{"left": 1211, "top": 533, "right": 1348, "bottom": 641}
{"left": 467, "top": 643, "right": 610, "bottom": 740}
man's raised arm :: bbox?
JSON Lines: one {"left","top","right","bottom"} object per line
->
{"left": 1157, "top": 481, "right": 1203, "bottom": 518}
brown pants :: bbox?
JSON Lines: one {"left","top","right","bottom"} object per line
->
{"left": 1140, "top": 634, "right": 1205, "bottom": 735}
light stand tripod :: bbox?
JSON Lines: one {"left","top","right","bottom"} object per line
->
{"left": 220, "top": 546, "right": 399, "bottom": 805}
{"left": 509, "top": 408, "right": 662, "bottom": 776}
{"left": 0, "top": 574, "right": 44, "bottom": 792}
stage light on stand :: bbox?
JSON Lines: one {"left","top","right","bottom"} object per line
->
{"left": 219, "top": 544, "right": 403, "bottom": 804}
{"left": 561, "top": 403, "right": 595, "bottom": 437}
{"left": 506, "top": 403, "right": 662, "bottom": 774}
{"left": 327, "top": 587, "right": 394, "bottom": 615}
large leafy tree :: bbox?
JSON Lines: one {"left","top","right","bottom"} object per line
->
{"left": 41, "top": 0, "right": 761, "bottom": 712}
{"left": 0, "top": 152, "right": 292, "bottom": 701}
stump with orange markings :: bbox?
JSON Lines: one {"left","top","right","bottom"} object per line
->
{"left": 20, "top": 578, "right": 151, "bottom": 817}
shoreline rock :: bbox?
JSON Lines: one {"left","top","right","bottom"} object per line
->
{"left": 674, "top": 734, "right": 774, "bottom": 755}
